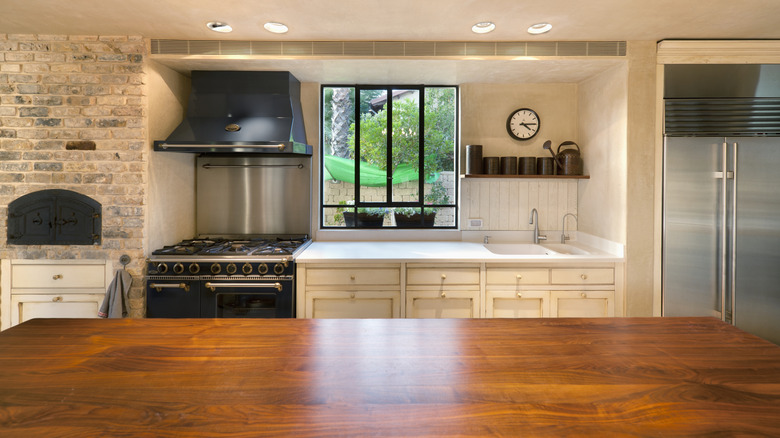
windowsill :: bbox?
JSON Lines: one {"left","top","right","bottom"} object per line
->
{"left": 314, "top": 228, "right": 463, "bottom": 242}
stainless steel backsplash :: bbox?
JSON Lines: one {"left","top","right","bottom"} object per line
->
{"left": 196, "top": 155, "right": 312, "bottom": 236}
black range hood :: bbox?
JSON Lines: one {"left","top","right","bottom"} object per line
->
{"left": 154, "top": 71, "right": 312, "bottom": 155}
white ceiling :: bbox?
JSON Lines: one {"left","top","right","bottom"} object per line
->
{"left": 3, "top": 0, "right": 778, "bottom": 84}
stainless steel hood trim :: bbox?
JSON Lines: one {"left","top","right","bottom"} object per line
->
{"left": 154, "top": 141, "right": 313, "bottom": 155}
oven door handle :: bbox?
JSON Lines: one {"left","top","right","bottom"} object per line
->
{"left": 204, "top": 282, "right": 283, "bottom": 292}
{"left": 149, "top": 283, "right": 191, "bottom": 292}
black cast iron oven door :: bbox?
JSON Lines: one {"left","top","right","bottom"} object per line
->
{"left": 200, "top": 277, "right": 294, "bottom": 318}
{"left": 146, "top": 276, "right": 200, "bottom": 318}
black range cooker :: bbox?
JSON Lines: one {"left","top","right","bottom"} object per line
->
{"left": 146, "top": 236, "right": 311, "bottom": 318}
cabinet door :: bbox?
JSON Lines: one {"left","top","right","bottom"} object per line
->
{"left": 11, "top": 294, "right": 104, "bottom": 326}
{"left": 486, "top": 290, "right": 549, "bottom": 318}
{"left": 406, "top": 290, "right": 479, "bottom": 319}
{"left": 306, "top": 290, "right": 401, "bottom": 318}
{"left": 550, "top": 291, "right": 614, "bottom": 318}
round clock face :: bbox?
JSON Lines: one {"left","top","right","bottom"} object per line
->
{"left": 506, "top": 108, "right": 540, "bottom": 140}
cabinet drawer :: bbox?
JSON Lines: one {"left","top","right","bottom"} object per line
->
{"left": 11, "top": 264, "right": 108, "bottom": 289}
{"left": 551, "top": 268, "right": 614, "bottom": 285}
{"left": 306, "top": 268, "right": 400, "bottom": 286}
{"left": 406, "top": 267, "right": 480, "bottom": 285}
{"left": 486, "top": 268, "right": 549, "bottom": 285}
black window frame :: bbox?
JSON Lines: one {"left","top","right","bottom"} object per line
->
{"left": 320, "top": 84, "right": 459, "bottom": 229}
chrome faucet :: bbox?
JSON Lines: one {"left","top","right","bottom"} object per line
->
{"left": 529, "top": 208, "right": 547, "bottom": 244}
{"left": 483, "top": 235, "right": 491, "bottom": 244}
{"left": 561, "top": 213, "right": 578, "bottom": 243}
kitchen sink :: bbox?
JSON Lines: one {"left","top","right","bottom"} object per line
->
{"left": 483, "top": 244, "right": 558, "bottom": 256}
{"left": 540, "top": 243, "right": 593, "bottom": 255}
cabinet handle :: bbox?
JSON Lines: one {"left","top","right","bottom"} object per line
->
{"left": 350, "top": 275, "right": 356, "bottom": 280}
{"left": 516, "top": 274, "right": 523, "bottom": 280}
{"left": 440, "top": 291, "right": 446, "bottom": 298}
{"left": 52, "top": 296, "right": 63, "bottom": 302}
{"left": 517, "top": 293, "right": 523, "bottom": 298}
{"left": 52, "top": 274, "right": 63, "bottom": 280}
{"left": 350, "top": 293, "right": 356, "bottom": 299}
{"left": 581, "top": 292, "right": 587, "bottom": 298}
{"left": 441, "top": 273, "right": 447, "bottom": 280}
{"left": 580, "top": 274, "right": 588, "bottom": 280}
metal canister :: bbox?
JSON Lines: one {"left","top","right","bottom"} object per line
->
{"left": 536, "top": 157, "right": 555, "bottom": 175}
{"left": 483, "top": 157, "right": 500, "bottom": 175}
{"left": 500, "top": 157, "right": 517, "bottom": 175}
{"left": 465, "top": 144, "right": 483, "bottom": 174}
{"left": 518, "top": 157, "right": 536, "bottom": 175}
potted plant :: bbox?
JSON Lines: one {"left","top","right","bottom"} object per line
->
{"left": 393, "top": 207, "right": 436, "bottom": 228}
{"left": 352, "top": 207, "right": 387, "bottom": 228}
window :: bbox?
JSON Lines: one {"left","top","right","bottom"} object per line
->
{"left": 321, "top": 85, "right": 458, "bottom": 229}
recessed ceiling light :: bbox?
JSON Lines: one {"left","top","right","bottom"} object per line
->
{"left": 206, "top": 21, "right": 233, "bottom": 33}
{"left": 527, "top": 22, "right": 552, "bottom": 35}
{"left": 471, "top": 22, "right": 496, "bottom": 34}
{"left": 264, "top": 22, "right": 289, "bottom": 34}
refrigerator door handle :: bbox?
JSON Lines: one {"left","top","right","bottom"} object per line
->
{"left": 720, "top": 141, "right": 728, "bottom": 322}
{"left": 730, "top": 142, "right": 738, "bottom": 324}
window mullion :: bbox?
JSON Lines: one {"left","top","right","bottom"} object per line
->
{"left": 418, "top": 86, "right": 425, "bottom": 212}
{"left": 385, "top": 87, "right": 393, "bottom": 205}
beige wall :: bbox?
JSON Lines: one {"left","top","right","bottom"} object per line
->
{"left": 145, "top": 60, "right": 194, "bottom": 252}
{"left": 624, "top": 41, "right": 657, "bottom": 316}
{"left": 577, "top": 64, "right": 628, "bottom": 244}
{"left": 460, "top": 83, "right": 578, "bottom": 173}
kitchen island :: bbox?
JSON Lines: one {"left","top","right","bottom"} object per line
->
{"left": 1, "top": 317, "right": 779, "bottom": 436}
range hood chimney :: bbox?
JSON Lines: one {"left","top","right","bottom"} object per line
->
{"left": 154, "top": 71, "right": 312, "bottom": 155}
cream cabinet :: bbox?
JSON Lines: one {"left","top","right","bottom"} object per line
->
{"left": 1, "top": 259, "right": 113, "bottom": 330}
{"left": 550, "top": 291, "right": 615, "bottom": 317}
{"left": 297, "top": 259, "right": 624, "bottom": 320}
{"left": 484, "top": 265, "right": 621, "bottom": 318}
{"left": 405, "top": 264, "right": 480, "bottom": 319}
{"left": 485, "top": 266, "right": 551, "bottom": 318}
{"left": 299, "top": 264, "right": 402, "bottom": 318}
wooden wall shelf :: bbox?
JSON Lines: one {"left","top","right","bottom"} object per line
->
{"left": 461, "top": 174, "right": 590, "bottom": 179}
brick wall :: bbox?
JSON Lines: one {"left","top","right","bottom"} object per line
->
{"left": 0, "top": 34, "right": 147, "bottom": 317}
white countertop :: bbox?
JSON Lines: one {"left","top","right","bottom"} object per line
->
{"left": 296, "top": 240, "right": 623, "bottom": 264}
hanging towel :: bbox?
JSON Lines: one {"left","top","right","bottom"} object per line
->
{"left": 98, "top": 269, "right": 133, "bottom": 318}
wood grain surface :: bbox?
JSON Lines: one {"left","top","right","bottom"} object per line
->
{"left": 1, "top": 317, "right": 779, "bottom": 437}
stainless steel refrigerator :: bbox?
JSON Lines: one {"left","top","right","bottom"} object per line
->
{"left": 662, "top": 64, "right": 780, "bottom": 345}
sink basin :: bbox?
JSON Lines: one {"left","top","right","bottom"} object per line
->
{"left": 540, "top": 243, "right": 592, "bottom": 255}
{"left": 483, "top": 244, "right": 558, "bottom": 255}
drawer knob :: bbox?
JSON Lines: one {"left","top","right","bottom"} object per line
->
{"left": 516, "top": 274, "right": 523, "bottom": 280}
{"left": 350, "top": 275, "right": 356, "bottom": 280}
{"left": 581, "top": 274, "right": 588, "bottom": 280}
{"left": 52, "top": 274, "right": 63, "bottom": 280}
{"left": 52, "top": 296, "right": 63, "bottom": 302}
{"left": 517, "top": 293, "right": 523, "bottom": 298}
{"left": 350, "top": 293, "right": 356, "bottom": 299}
{"left": 581, "top": 292, "right": 587, "bottom": 298}
{"left": 441, "top": 292, "right": 446, "bottom": 298}
{"left": 441, "top": 274, "right": 447, "bottom": 280}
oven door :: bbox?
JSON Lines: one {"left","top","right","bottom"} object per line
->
{"left": 201, "top": 278, "right": 294, "bottom": 318}
{"left": 146, "top": 277, "right": 200, "bottom": 318}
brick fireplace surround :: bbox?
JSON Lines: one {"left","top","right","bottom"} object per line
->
{"left": 0, "top": 34, "right": 147, "bottom": 317}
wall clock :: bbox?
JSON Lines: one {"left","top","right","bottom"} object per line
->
{"left": 506, "top": 108, "right": 540, "bottom": 140}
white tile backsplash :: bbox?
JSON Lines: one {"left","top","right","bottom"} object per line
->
{"left": 460, "top": 178, "right": 578, "bottom": 231}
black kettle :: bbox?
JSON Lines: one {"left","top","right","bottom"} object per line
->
{"left": 555, "top": 141, "right": 583, "bottom": 175}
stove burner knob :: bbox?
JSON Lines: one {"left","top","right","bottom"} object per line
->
{"left": 258, "top": 263, "right": 269, "bottom": 275}
{"left": 242, "top": 263, "right": 253, "bottom": 275}
{"left": 156, "top": 263, "right": 168, "bottom": 274}
{"left": 189, "top": 263, "right": 200, "bottom": 274}
{"left": 226, "top": 263, "right": 237, "bottom": 275}
{"left": 173, "top": 263, "right": 185, "bottom": 275}
{"left": 274, "top": 263, "right": 285, "bottom": 275}
{"left": 210, "top": 263, "right": 221, "bottom": 275}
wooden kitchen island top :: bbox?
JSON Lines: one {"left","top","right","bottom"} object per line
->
{"left": 1, "top": 317, "right": 779, "bottom": 437}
